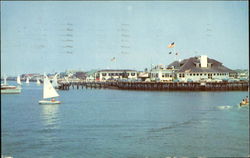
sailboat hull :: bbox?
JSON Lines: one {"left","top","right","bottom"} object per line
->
{"left": 39, "top": 100, "right": 61, "bottom": 104}
{"left": 1, "top": 85, "right": 21, "bottom": 94}
{"left": 1, "top": 88, "right": 21, "bottom": 94}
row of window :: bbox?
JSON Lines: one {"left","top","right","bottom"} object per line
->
{"left": 151, "top": 73, "right": 173, "bottom": 78}
{"left": 151, "top": 73, "right": 159, "bottom": 78}
{"left": 179, "top": 73, "right": 228, "bottom": 77}
{"left": 102, "top": 73, "right": 136, "bottom": 76}
{"left": 189, "top": 73, "right": 228, "bottom": 76}
{"left": 162, "top": 74, "right": 173, "bottom": 78}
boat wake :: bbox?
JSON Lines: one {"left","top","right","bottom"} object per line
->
{"left": 149, "top": 119, "right": 195, "bottom": 133}
{"left": 216, "top": 104, "right": 249, "bottom": 110}
{"left": 216, "top": 105, "right": 233, "bottom": 110}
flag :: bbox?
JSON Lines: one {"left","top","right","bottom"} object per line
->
{"left": 169, "top": 52, "right": 172, "bottom": 54}
{"left": 111, "top": 57, "right": 116, "bottom": 62}
{"left": 167, "top": 42, "right": 175, "bottom": 48}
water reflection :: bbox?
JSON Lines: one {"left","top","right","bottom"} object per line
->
{"left": 40, "top": 104, "right": 60, "bottom": 130}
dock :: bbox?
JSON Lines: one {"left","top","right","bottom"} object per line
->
{"left": 58, "top": 81, "right": 249, "bottom": 91}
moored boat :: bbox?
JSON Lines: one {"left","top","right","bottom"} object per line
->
{"left": 17, "top": 75, "right": 22, "bottom": 85}
{"left": 37, "top": 78, "right": 41, "bottom": 85}
{"left": 52, "top": 74, "right": 59, "bottom": 89}
{"left": 1, "top": 76, "right": 21, "bottom": 94}
{"left": 26, "top": 77, "right": 30, "bottom": 84}
{"left": 1, "top": 85, "right": 22, "bottom": 94}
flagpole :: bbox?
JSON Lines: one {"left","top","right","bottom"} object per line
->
{"left": 173, "top": 45, "right": 177, "bottom": 61}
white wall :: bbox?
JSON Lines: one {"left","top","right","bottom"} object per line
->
{"left": 98, "top": 71, "right": 137, "bottom": 81}
{"left": 177, "top": 72, "right": 230, "bottom": 81}
{"left": 150, "top": 69, "right": 174, "bottom": 81}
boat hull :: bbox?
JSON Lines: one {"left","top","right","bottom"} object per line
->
{"left": 1, "top": 88, "right": 21, "bottom": 94}
{"left": 240, "top": 102, "right": 249, "bottom": 107}
{"left": 39, "top": 100, "right": 61, "bottom": 104}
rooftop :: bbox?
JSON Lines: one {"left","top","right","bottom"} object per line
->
{"left": 168, "top": 56, "right": 235, "bottom": 73}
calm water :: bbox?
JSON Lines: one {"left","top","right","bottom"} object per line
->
{"left": 2, "top": 82, "right": 249, "bottom": 158}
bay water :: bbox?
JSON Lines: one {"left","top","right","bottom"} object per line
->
{"left": 1, "top": 82, "right": 249, "bottom": 157}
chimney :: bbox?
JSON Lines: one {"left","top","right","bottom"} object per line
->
{"left": 200, "top": 55, "right": 207, "bottom": 68}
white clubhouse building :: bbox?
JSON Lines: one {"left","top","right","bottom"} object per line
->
{"left": 167, "top": 55, "right": 236, "bottom": 82}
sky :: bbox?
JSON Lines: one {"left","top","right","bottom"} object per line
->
{"left": 1, "top": 1, "right": 249, "bottom": 76}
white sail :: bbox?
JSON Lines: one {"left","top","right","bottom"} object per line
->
{"left": 43, "top": 75, "right": 59, "bottom": 99}
{"left": 4, "top": 75, "right": 7, "bottom": 85}
{"left": 52, "top": 74, "right": 58, "bottom": 87}
{"left": 37, "top": 78, "right": 40, "bottom": 84}
{"left": 26, "top": 77, "right": 29, "bottom": 84}
{"left": 64, "top": 77, "right": 70, "bottom": 83}
{"left": 17, "top": 76, "right": 22, "bottom": 85}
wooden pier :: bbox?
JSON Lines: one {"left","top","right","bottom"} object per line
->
{"left": 58, "top": 81, "right": 249, "bottom": 91}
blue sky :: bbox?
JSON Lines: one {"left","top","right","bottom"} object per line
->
{"left": 1, "top": 1, "right": 248, "bottom": 76}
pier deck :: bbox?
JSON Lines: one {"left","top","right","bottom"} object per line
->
{"left": 58, "top": 81, "right": 249, "bottom": 91}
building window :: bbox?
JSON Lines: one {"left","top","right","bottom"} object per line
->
{"left": 217, "top": 73, "right": 219, "bottom": 76}
{"left": 200, "top": 73, "right": 202, "bottom": 76}
{"left": 131, "top": 73, "right": 135, "bottom": 76}
{"left": 156, "top": 73, "right": 158, "bottom": 78}
{"left": 204, "top": 73, "right": 207, "bottom": 75}
{"left": 193, "top": 73, "right": 196, "bottom": 76}
{"left": 214, "top": 73, "right": 216, "bottom": 76}
{"left": 197, "top": 73, "right": 199, "bottom": 76}
{"left": 190, "top": 74, "right": 192, "bottom": 76}
{"left": 102, "top": 73, "right": 107, "bottom": 76}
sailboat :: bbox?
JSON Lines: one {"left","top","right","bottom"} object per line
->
{"left": 52, "top": 74, "right": 58, "bottom": 88}
{"left": 17, "top": 75, "right": 22, "bottom": 85}
{"left": 37, "top": 78, "right": 41, "bottom": 85}
{"left": 39, "top": 75, "right": 61, "bottom": 104}
{"left": 1, "top": 75, "right": 21, "bottom": 94}
{"left": 63, "top": 77, "right": 70, "bottom": 84}
{"left": 3, "top": 75, "right": 7, "bottom": 85}
{"left": 26, "top": 77, "right": 30, "bottom": 84}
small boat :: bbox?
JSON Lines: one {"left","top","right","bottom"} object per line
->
{"left": 1, "top": 85, "right": 22, "bottom": 94}
{"left": 17, "top": 75, "right": 22, "bottom": 85}
{"left": 37, "top": 78, "right": 41, "bottom": 85}
{"left": 1, "top": 76, "right": 21, "bottom": 94}
{"left": 240, "top": 101, "right": 249, "bottom": 107}
{"left": 26, "top": 77, "right": 30, "bottom": 84}
{"left": 240, "top": 96, "right": 249, "bottom": 107}
{"left": 39, "top": 74, "right": 61, "bottom": 104}
{"left": 52, "top": 74, "right": 59, "bottom": 89}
